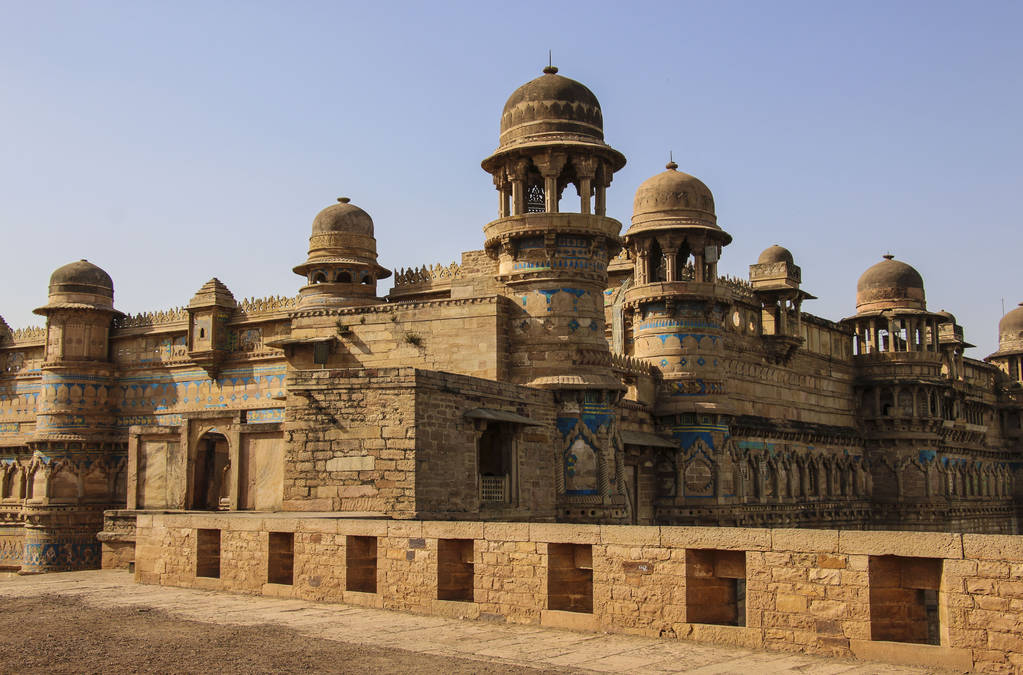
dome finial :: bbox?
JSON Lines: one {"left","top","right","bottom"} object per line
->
{"left": 883, "top": 253, "right": 894, "bottom": 260}
{"left": 543, "top": 51, "right": 558, "bottom": 75}
{"left": 338, "top": 197, "right": 350, "bottom": 204}
{"left": 666, "top": 150, "right": 678, "bottom": 171}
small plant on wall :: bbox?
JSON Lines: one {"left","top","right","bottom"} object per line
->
{"left": 404, "top": 332, "right": 423, "bottom": 347}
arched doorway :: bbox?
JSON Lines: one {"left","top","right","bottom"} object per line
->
{"left": 191, "top": 431, "right": 229, "bottom": 510}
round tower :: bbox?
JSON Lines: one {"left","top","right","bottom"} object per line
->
{"left": 26, "top": 260, "right": 125, "bottom": 572}
{"left": 621, "top": 162, "right": 733, "bottom": 419}
{"left": 480, "top": 65, "right": 628, "bottom": 522}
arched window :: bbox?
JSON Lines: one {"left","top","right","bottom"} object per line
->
{"left": 311, "top": 271, "right": 327, "bottom": 284}
{"left": 335, "top": 271, "right": 352, "bottom": 283}
{"left": 361, "top": 274, "right": 373, "bottom": 285}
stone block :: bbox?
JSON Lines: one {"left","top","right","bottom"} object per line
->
{"left": 422, "top": 521, "right": 484, "bottom": 540}
{"left": 599, "top": 525, "right": 660, "bottom": 546}
{"left": 772, "top": 528, "right": 838, "bottom": 553}
{"left": 528, "top": 523, "right": 599, "bottom": 544}
{"left": 838, "top": 530, "right": 962, "bottom": 559}
{"left": 483, "top": 522, "right": 530, "bottom": 542}
{"left": 325, "top": 455, "right": 376, "bottom": 472}
{"left": 660, "top": 526, "right": 771, "bottom": 551}
{"left": 336, "top": 519, "right": 388, "bottom": 537}
{"left": 963, "top": 534, "right": 1023, "bottom": 562}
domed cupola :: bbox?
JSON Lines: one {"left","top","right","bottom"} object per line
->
{"left": 628, "top": 161, "right": 725, "bottom": 238}
{"left": 35, "top": 259, "right": 116, "bottom": 314}
{"left": 623, "top": 162, "right": 730, "bottom": 286}
{"left": 987, "top": 302, "right": 1023, "bottom": 382}
{"left": 843, "top": 255, "right": 949, "bottom": 358}
{"left": 481, "top": 66, "right": 625, "bottom": 219}
{"left": 855, "top": 254, "right": 926, "bottom": 313}
{"left": 293, "top": 197, "right": 390, "bottom": 309}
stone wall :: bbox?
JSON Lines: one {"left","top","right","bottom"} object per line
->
{"left": 284, "top": 367, "right": 558, "bottom": 520}
{"left": 132, "top": 515, "right": 1023, "bottom": 673}
{"left": 412, "top": 370, "right": 557, "bottom": 520}
{"left": 284, "top": 369, "right": 417, "bottom": 514}
{"left": 290, "top": 296, "right": 513, "bottom": 381}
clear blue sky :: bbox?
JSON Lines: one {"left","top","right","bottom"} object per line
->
{"left": 2, "top": 1, "right": 1020, "bottom": 357}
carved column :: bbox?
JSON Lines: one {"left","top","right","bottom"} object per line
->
{"left": 534, "top": 152, "right": 567, "bottom": 213}
{"left": 575, "top": 156, "right": 597, "bottom": 215}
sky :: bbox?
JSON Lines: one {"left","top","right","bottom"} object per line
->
{"left": 1, "top": 1, "right": 1021, "bottom": 357}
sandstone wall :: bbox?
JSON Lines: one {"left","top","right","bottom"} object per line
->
{"left": 412, "top": 370, "right": 557, "bottom": 520}
{"left": 283, "top": 369, "right": 417, "bottom": 514}
{"left": 133, "top": 515, "right": 1022, "bottom": 673}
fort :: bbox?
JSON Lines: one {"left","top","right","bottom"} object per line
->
{"left": 0, "top": 66, "right": 1020, "bottom": 670}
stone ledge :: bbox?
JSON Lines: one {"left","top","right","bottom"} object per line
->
{"left": 849, "top": 640, "right": 973, "bottom": 671}
{"left": 838, "top": 530, "right": 963, "bottom": 559}
{"left": 540, "top": 609, "right": 597, "bottom": 632}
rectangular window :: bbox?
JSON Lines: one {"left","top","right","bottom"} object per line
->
{"left": 437, "top": 538, "right": 474, "bottom": 602}
{"left": 869, "top": 556, "right": 942, "bottom": 644}
{"left": 196, "top": 528, "right": 221, "bottom": 579}
{"left": 685, "top": 549, "right": 746, "bottom": 626}
{"left": 548, "top": 543, "right": 593, "bottom": 613}
{"left": 346, "top": 535, "right": 377, "bottom": 593}
{"left": 267, "top": 532, "right": 294, "bottom": 585}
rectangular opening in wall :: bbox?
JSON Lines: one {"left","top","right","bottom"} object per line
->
{"left": 267, "top": 532, "right": 294, "bottom": 585}
{"left": 685, "top": 549, "right": 746, "bottom": 626}
{"left": 869, "top": 555, "right": 942, "bottom": 645}
{"left": 346, "top": 535, "right": 377, "bottom": 594}
{"left": 437, "top": 538, "right": 474, "bottom": 602}
{"left": 547, "top": 543, "right": 593, "bottom": 613}
{"left": 196, "top": 528, "right": 221, "bottom": 579}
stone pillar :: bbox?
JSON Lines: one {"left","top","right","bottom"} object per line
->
{"left": 575, "top": 156, "right": 597, "bottom": 215}
{"left": 664, "top": 247, "right": 677, "bottom": 282}
{"left": 535, "top": 152, "right": 567, "bottom": 214}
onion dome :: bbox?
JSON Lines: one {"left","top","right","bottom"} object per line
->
{"left": 758, "top": 244, "right": 794, "bottom": 266}
{"left": 627, "top": 162, "right": 730, "bottom": 243}
{"left": 997, "top": 303, "right": 1023, "bottom": 353}
{"left": 855, "top": 254, "right": 925, "bottom": 313}
{"left": 35, "top": 259, "right": 116, "bottom": 313}
{"left": 482, "top": 66, "right": 625, "bottom": 172}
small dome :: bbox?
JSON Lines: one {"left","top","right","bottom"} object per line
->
{"left": 997, "top": 303, "right": 1023, "bottom": 353}
{"left": 758, "top": 245, "right": 794, "bottom": 265}
{"left": 936, "top": 309, "right": 956, "bottom": 323}
{"left": 628, "top": 162, "right": 728, "bottom": 242}
{"left": 499, "top": 66, "right": 604, "bottom": 148}
{"left": 311, "top": 198, "right": 374, "bottom": 237}
{"left": 49, "top": 259, "right": 113, "bottom": 292}
{"left": 855, "top": 255, "right": 926, "bottom": 312}
{"left": 35, "top": 259, "right": 116, "bottom": 314}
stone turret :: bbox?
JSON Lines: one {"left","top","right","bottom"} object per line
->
{"left": 26, "top": 259, "right": 125, "bottom": 572}
{"left": 750, "top": 245, "right": 815, "bottom": 364}
{"left": 480, "top": 66, "right": 628, "bottom": 522}
{"left": 621, "top": 162, "right": 733, "bottom": 419}
{"left": 187, "top": 278, "right": 237, "bottom": 378}
{"left": 293, "top": 197, "right": 390, "bottom": 311}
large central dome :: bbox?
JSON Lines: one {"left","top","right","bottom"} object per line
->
{"left": 498, "top": 66, "right": 605, "bottom": 149}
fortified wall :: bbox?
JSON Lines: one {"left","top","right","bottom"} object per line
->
{"left": 128, "top": 514, "right": 1023, "bottom": 673}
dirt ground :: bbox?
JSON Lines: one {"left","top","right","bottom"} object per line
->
{"left": 0, "top": 594, "right": 569, "bottom": 675}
